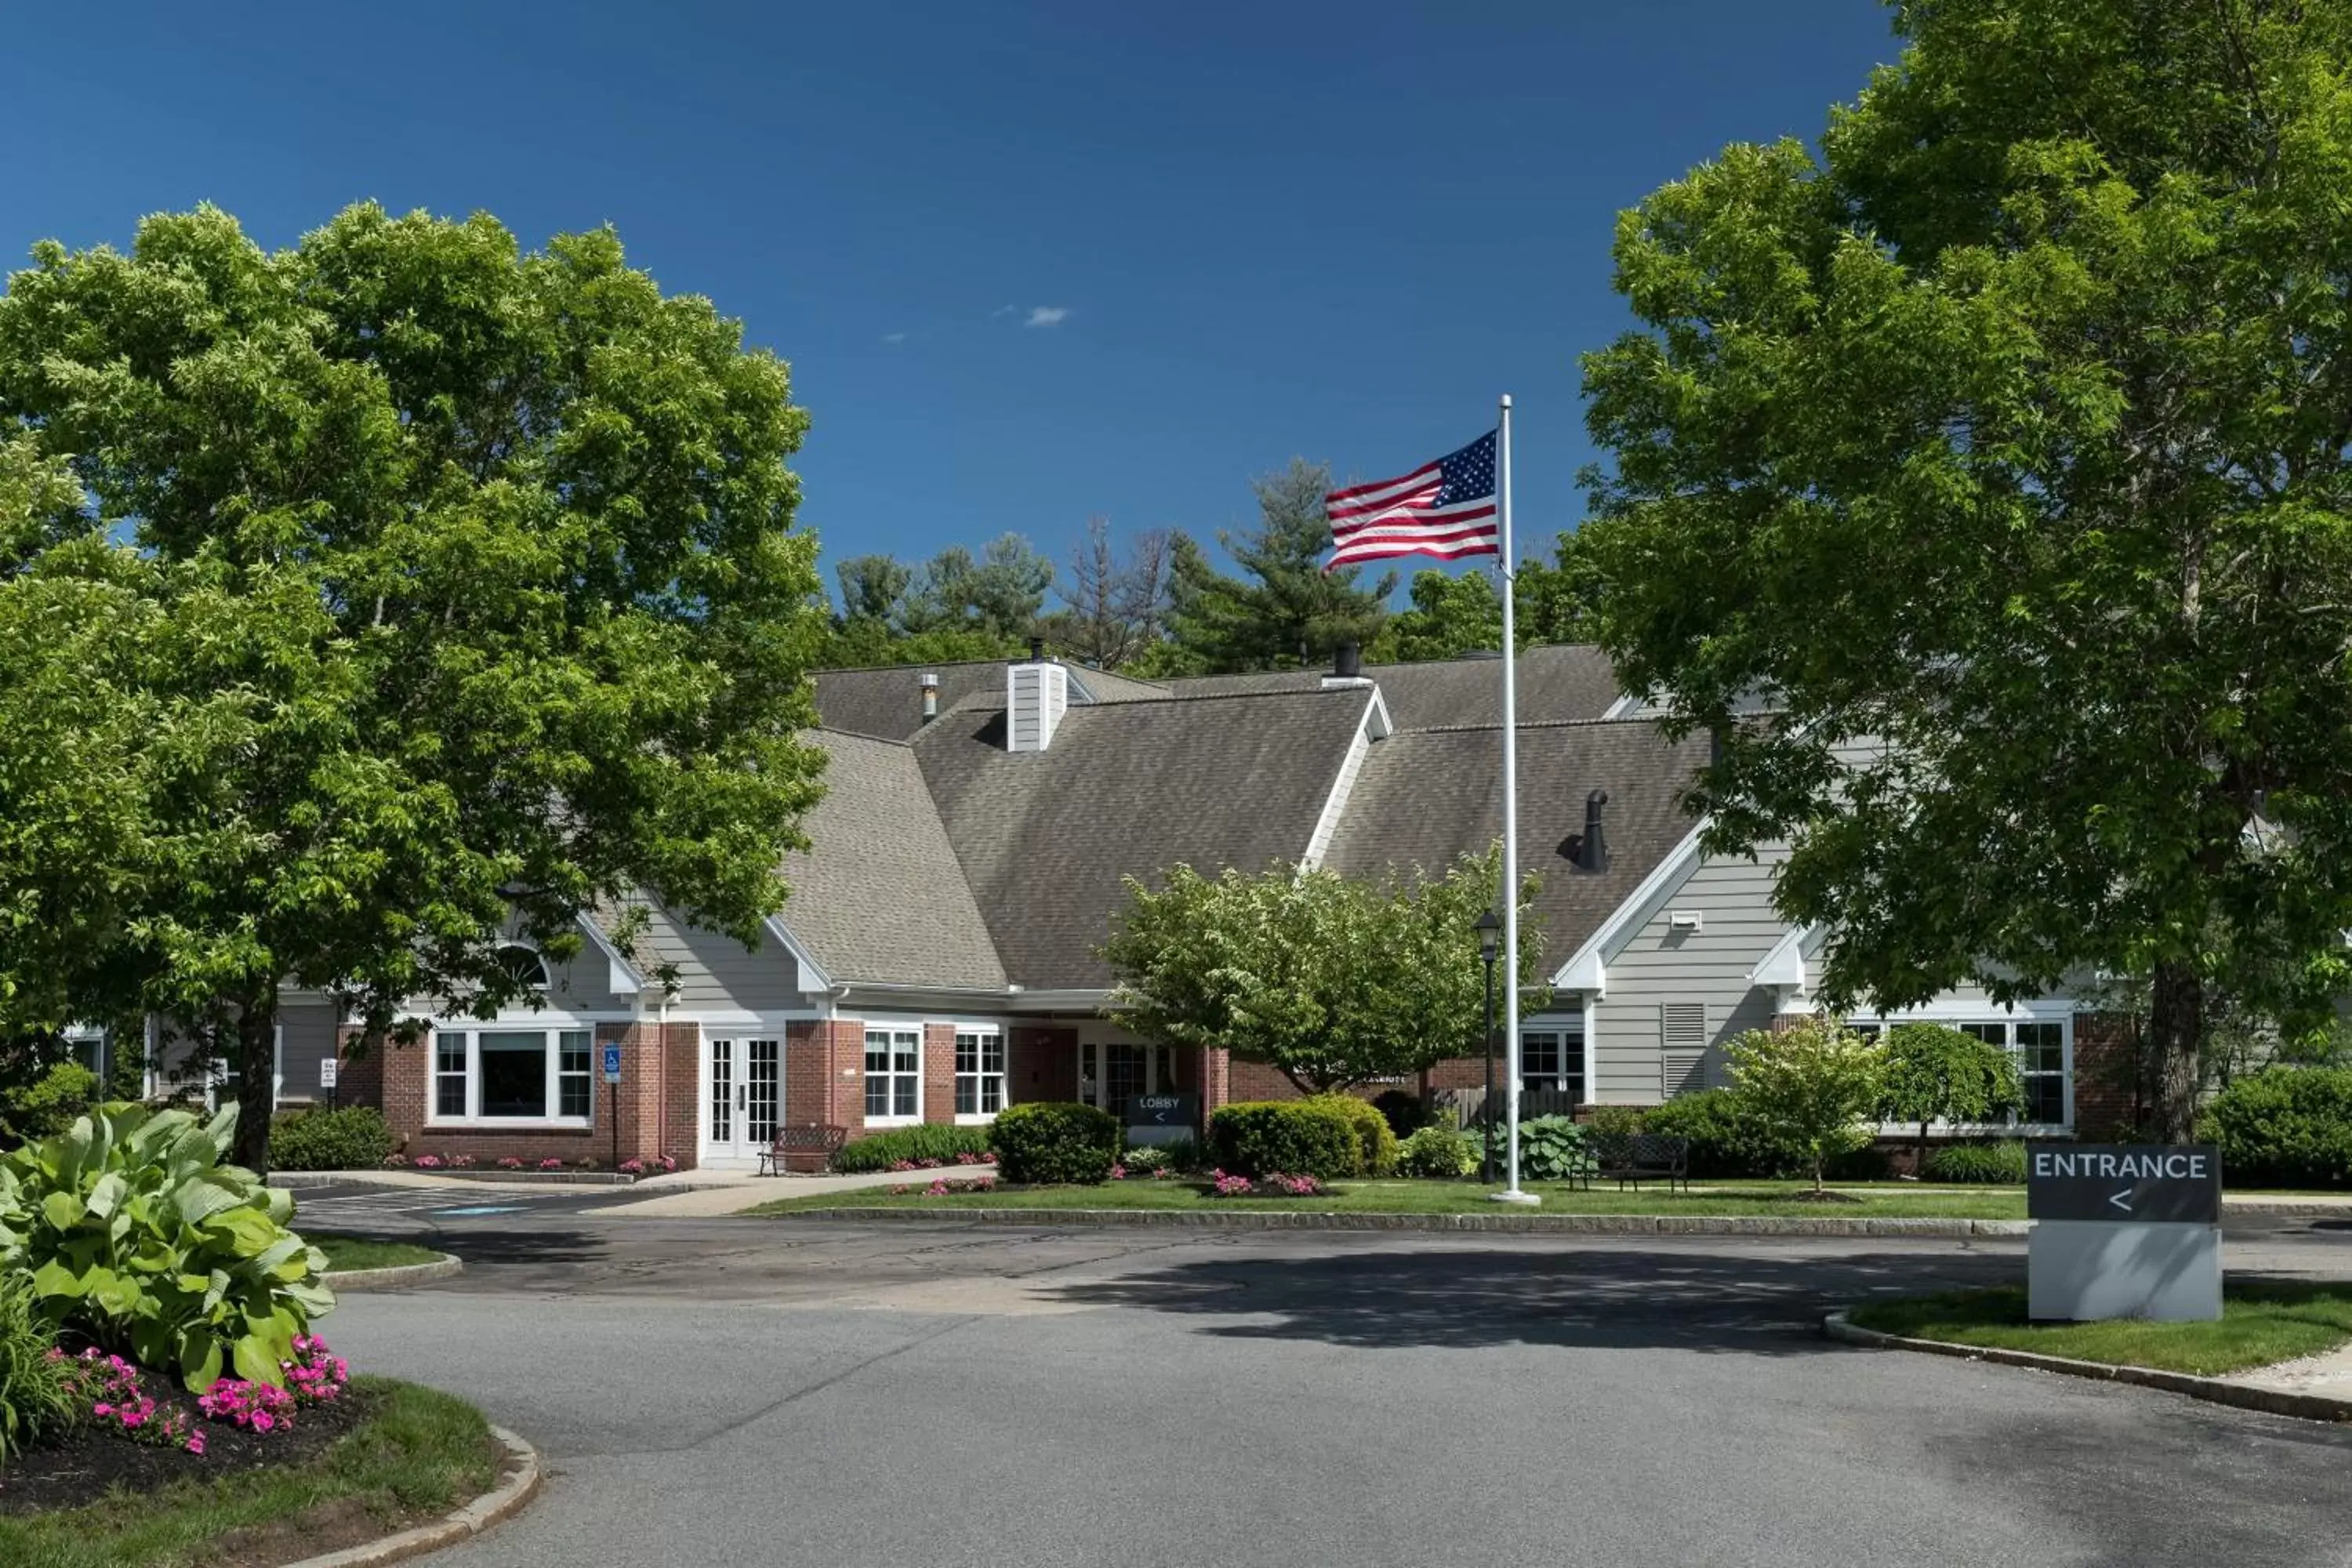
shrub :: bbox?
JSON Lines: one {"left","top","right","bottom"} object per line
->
{"left": 0, "top": 1103, "right": 332, "bottom": 1391}
{"left": 1723, "top": 1018, "right": 1884, "bottom": 1192}
{"left": 0, "top": 1062, "right": 99, "bottom": 1149}
{"left": 1207, "top": 1101, "right": 1361, "bottom": 1179}
{"left": 1584, "top": 1104, "right": 1646, "bottom": 1142}
{"left": 1396, "top": 1124, "right": 1478, "bottom": 1178}
{"left": 988, "top": 1102, "right": 1120, "bottom": 1185}
{"left": 1924, "top": 1140, "right": 2027, "bottom": 1185}
{"left": 1515, "top": 1115, "right": 1595, "bottom": 1181}
{"left": 2204, "top": 1068, "right": 2352, "bottom": 1189}
{"left": 1116, "top": 1138, "right": 1199, "bottom": 1175}
{"left": 1308, "top": 1094, "right": 1399, "bottom": 1175}
{"left": 833, "top": 1123, "right": 994, "bottom": 1174}
{"left": 1640, "top": 1090, "right": 1806, "bottom": 1178}
{"left": 0, "top": 1274, "right": 71, "bottom": 1461}
{"left": 268, "top": 1106, "right": 394, "bottom": 1172}
{"left": 1371, "top": 1089, "right": 1432, "bottom": 1138}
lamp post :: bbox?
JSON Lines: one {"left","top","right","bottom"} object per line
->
{"left": 1475, "top": 908, "right": 1501, "bottom": 1185}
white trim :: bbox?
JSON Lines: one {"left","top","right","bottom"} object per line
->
{"left": 421, "top": 1013, "right": 619, "bottom": 1130}
{"left": 1298, "top": 691, "right": 1390, "bottom": 870}
{"left": 1600, "top": 691, "right": 1647, "bottom": 720}
{"left": 1548, "top": 822, "right": 1711, "bottom": 991}
{"left": 856, "top": 1020, "right": 925, "bottom": 1127}
{"left": 1581, "top": 993, "right": 1599, "bottom": 1101}
{"left": 1847, "top": 1001, "right": 2077, "bottom": 1132}
{"left": 574, "top": 913, "right": 646, "bottom": 997}
{"left": 699, "top": 1023, "right": 787, "bottom": 1167}
{"left": 1750, "top": 924, "right": 1812, "bottom": 989}
{"left": 762, "top": 913, "right": 835, "bottom": 995}
{"left": 952, "top": 1022, "right": 1007, "bottom": 1123}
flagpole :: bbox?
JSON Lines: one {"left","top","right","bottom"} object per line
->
{"left": 1493, "top": 393, "right": 1537, "bottom": 1206}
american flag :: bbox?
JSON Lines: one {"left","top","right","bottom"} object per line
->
{"left": 1323, "top": 430, "right": 1499, "bottom": 572}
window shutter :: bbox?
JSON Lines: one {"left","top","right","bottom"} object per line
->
{"left": 1661, "top": 1003, "right": 1708, "bottom": 1098}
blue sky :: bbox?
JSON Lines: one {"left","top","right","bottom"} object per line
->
{"left": 0, "top": 2, "right": 1900, "bottom": 603}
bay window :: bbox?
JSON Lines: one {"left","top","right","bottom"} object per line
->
{"left": 429, "top": 1027, "right": 594, "bottom": 1124}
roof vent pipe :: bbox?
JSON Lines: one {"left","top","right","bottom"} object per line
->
{"left": 1028, "top": 634, "right": 1046, "bottom": 662}
{"left": 920, "top": 671, "right": 939, "bottom": 721}
{"left": 1334, "top": 641, "right": 1362, "bottom": 680}
{"left": 1581, "top": 789, "right": 1610, "bottom": 872}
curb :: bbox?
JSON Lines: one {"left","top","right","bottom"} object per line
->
{"left": 271, "top": 1170, "right": 637, "bottom": 1189}
{"left": 323, "top": 1254, "right": 465, "bottom": 1291}
{"left": 1823, "top": 1311, "right": 2352, "bottom": 1424}
{"left": 772, "top": 1206, "right": 2028, "bottom": 1238}
{"left": 280, "top": 1423, "right": 541, "bottom": 1568}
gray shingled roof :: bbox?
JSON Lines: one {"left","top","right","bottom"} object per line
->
{"left": 779, "top": 730, "right": 1007, "bottom": 988}
{"left": 1159, "top": 644, "right": 1621, "bottom": 728}
{"left": 910, "top": 688, "right": 1375, "bottom": 988}
{"left": 1323, "top": 719, "right": 1709, "bottom": 969}
{"left": 811, "top": 659, "right": 1172, "bottom": 742}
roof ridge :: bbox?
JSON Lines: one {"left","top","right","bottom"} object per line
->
{"left": 811, "top": 725, "right": 914, "bottom": 747}
{"left": 1389, "top": 715, "right": 1675, "bottom": 736}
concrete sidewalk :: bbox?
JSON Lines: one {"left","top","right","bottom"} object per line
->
{"left": 590, "top": 1165, "right": 999, "bottom": 1218}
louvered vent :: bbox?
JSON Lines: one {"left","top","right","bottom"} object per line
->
{"left": 1661, "top": 1002, "right": 1708, "bottom": 1098}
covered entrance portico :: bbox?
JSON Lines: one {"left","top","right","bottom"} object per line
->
{"left": 1073, "top": 1025, "right": 1190, "bottom": 1130}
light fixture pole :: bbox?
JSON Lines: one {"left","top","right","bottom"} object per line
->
{"left": 1475, "top": 908, "right": 1501, "bottom": 1185}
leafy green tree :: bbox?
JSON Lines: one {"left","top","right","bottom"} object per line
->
{"left": 0, "top": 201, "right": 829, "bottom": 1170}
{"left": 1163, "top": 459, "right": 1396, "bottom": 673}
{"left": 1723, "top": 1018, "right": 1884, "bottom": 1195}
{"left": 1104, "top": 845, "right": 1541, "bottom": 1094}
{"left": 1576, "top": 0, "right": 2352, "bottom": 1141}
{"left": 1876, "top": 1022, "right": 2021, "bottom": 1176}
{"left": 835, "top": 554, "right": 913, "bottom": 625}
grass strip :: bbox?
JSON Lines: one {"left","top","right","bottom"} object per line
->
{"left": 311, "top": 1235, "right": 448, "bottom": 1273}
{"left": 1849, "top": 1283, "right": 2352, "bottom": 1376}
{"left": 0, "top": 1377, "right": 498, "bottom": 1568}
{"left": 746, "top": 1178, "right": 2026, "bottom": 1221}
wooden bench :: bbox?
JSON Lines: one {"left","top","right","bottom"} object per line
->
{"left": 1592, "top": 1133, "right": 1691, "bottom": 1192}
{"left": 759, "top": 1123, "right": 848, "bottom": 1176}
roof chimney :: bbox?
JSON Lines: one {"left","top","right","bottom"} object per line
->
{"left": 1579, "top": 789, "right": 1610, "bottom": 872}
{"left": 920, "top": 671, "right": 939, "bottom": 722}
{"left": 1006, "top": 657, "right": 1068, "bottom": 752}
{"left": 1028, "top": 634, "right": 1046, "bottom": 662}
{"left": 1321, "top": 639, "right": 1374, "bottom": 691}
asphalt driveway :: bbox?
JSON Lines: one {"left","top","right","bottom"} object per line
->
{"left": 316, "top": 1212, "right": 2352, "bottom": 1568}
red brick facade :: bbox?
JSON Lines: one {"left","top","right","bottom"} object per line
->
{"left": 923, "top": 1022, "right": 958, "bottom": 1123}
{"left": 2071, "top": 1011, "right": 2142, "bottom": 1141}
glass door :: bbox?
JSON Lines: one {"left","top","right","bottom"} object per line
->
{"left": 708, "top": 1035, "right": 735, "bottom": 1156}
{"left": 708, "top": 1036, "right": 783, "bottom": 1160}
{"left": 745, "top": 1038, "right": 780, "bottom": 1149}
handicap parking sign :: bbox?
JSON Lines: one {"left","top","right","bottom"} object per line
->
{"left": 601, "top": 1043, "right": 622, "bottom": 1083}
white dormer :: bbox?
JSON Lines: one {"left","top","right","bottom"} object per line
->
{"left": 1007, "top": 659, "right": 1069, "bottom": 752}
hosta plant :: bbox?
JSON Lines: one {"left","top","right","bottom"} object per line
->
{"left": 0, "top": 1102, "right": 334, "bottom": 1392}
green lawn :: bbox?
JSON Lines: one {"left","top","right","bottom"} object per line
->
{"left": 312, "top": 1235, "right": 447, "bottom": 1273}
{"left": 746, "top": 1178, "right": 2027, "bottom": 1221}
{"left": 1849, "top": 1283, "right": 2352, "bottom": 1375}
{"left": 0, "top": 1377, "right": 499, "bottom": 1568}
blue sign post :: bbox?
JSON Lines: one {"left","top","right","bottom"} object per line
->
{"left": 602, "top": 1043, "right": 624, "bottom": 1171}
{"left": 602, "top": 1043, "right": 623, "bottom": 1083}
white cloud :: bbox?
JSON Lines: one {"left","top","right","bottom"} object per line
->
{"left": 881, "top": 331, "right": 908, "bottom": 345}
{"left": 1023, "top": 306, "right": 1070, "bottom": 328}
{"left": 991, "top": 303, "right": 1018, "bottom": 318}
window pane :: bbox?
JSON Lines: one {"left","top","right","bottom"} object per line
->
{"left": 560, "top": 1031, "right": 590, "bottom": 1073}
{"left": 892, "top": 1033, "right": 918, "bottom": 1073}
{"left": 956, "top": 1078, "right": 977, "bottom": 1116}
{"left": 865, "top": 1075, "right": 888, "bottom": 1116}
{"left": 437, "top": 1033, "right": 466, "bottom": 1075}
{"left": 560, "top": 1074, "right": 590, "bottom": 1118}
{"left": 478, "top": 1031, "right": 548, "bottom": 1117}
{"left": 865, "top": 1032, "right": 890, "bottom": 1073}
{"left": 893, "top": 1077, "right": 916, "bottom": 1116}
{"left": 985, "top": 1036, "right": 1006, "bottom": 1074}
{"left": 437, "top": 1074, "right": 466, "bottom": 1117}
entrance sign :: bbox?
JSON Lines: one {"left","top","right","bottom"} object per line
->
{"left": 601, "top": 1042, "right": 623, "bottom": 1084}
{"left": 2027, "top": 1144, "right": 2220, "bottom": 1224}
{"left": 318, "top": 1058, "right": 338, "bottom": 1090}
{"left": 1126, "top": 1092, "right": 1198, "bottom": 1147}
{"left": 2026, "top": 1142, "right": 2222, "bottom": 1323}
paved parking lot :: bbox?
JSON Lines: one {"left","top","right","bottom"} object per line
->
{"left": 316, "top": 1208, "right": 2352, "bottom": 1568}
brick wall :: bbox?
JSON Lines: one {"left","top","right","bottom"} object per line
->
{"left": 660, "top": 1023, "right": 699, "bottom": 1168}
{"left": 332, "top": 1026, "right": 386, "bottom": 1112}
{"left": 786, "top": 1019, "right": 869, "bottom": 1131}
{"left": 1200, "top": 1046, "right": 1230, "bottom": 1122}
{"left": 2072, "top": 1011, "right": 2143, "bottom": 1141}
{"left": 1228, "top": 1060, "right": 1299, "bottom": 1102}
{"left": 1423, "top": 1054, "right": 1490, "bottom": 1092}
{"left": 924, "top": 1022, "right": 957, "bottom": 1123}
{"left": 1010, "top": 1025, "right": 1076, "bottom": 1104}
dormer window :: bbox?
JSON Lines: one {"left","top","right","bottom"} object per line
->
{"left": 497, "top": 943, "right": 550, "bottom": 991}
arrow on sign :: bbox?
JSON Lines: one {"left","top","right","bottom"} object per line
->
{"left": 2107, "top": 1188, "right": 2134, "bottom": 1214}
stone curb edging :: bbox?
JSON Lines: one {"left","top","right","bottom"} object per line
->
{"left": 1822, "top": 1310, "right": 2352, "bottom": 1424}
{"left": 322, "top": 1254, "right": 464, "bottom": 1291}
{"left": 270, "top": 1170, "right": 637, "bottom": 1189}
{"left": 773, "top": 1205, "right": 2028, "bottom": 1238}
{"left": 278, "top": 1423, "right": 541, "bottom": 1568}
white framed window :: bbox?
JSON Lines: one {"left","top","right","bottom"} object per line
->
{"left": 864, "top": 1026, "right": 921, "bottom": 1124}
{"left": 1847, "top": 1011, "right": 2073, "bottom": 1129}
{"left": 1521, "top": 1028, "right": 1585, "bottom": 1103}
{"left": 955, "top": 1027, "right": 1006, "bottom": 1120}
{"left": 497, "top": 942, "right": 551, "bottom": 990}
{"left": 427, "top": 1026, "right": 594, "bottom": 1125}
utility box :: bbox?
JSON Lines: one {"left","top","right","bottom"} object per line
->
{"left": 2025, "top": 1143, "right": 2223, "bottom": 1323}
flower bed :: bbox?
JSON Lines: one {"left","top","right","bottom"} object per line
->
{"left": 1207, "top": 1170, "right": 1324, "bottom": 1197}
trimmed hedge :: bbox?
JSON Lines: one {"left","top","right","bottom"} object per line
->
{"left": 1396, "top": 1123, "right": 1478, "bottom": 1178}
{"left": 268, "top": 1105, "right": 395, "bottom": 1171}
{"left": 2204, "top": 1068, "right": 2352, "bottom": 1189}
{"left": 833, "top": 1123, "right": 993, "bottom": 1173}
{"left": 1923, "top": 1140, "right": 2027, "bottom": 1185}
{"left": 1207, "top": 1100, "right": 1361, "bottom": 1179}
{"left": 1639, "top": 1089, "right": 1803, "bottom": 1178}
{"left": 989, "top": 1102, "right": 1120, "bottom": 1185}
{"left": 1310, "top": 1095, "right": 1399, "bottom": 1176}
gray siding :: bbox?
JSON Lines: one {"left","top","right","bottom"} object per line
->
{"left": 638, "top": 901, "right": 808, "bottom": 1016}
{"left": 1592, "top": 845, "right": 1792, "bottom": 1104}
{"left": 274, "top": 1001, "right": 340, "bottom": 1105}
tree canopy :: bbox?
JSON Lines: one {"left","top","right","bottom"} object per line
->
{"left": 0, "top": 201, "right": 829, "bottom": 1166}
{"left": 1876, "top": 1022, "right": 2021, "bottom": 1172}
{"left": 1103, "top": 845, "right": 1542, "bottom": 1094}
{"left": 1576, "top": 0, "right": 2352, "bottom": 1140}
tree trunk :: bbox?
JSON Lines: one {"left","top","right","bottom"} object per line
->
{"left": 1917, "top": 1120, "right": 1932, "bottom": 1182}
{"left": 2147, "top": 960, "right": 2205, "bottom": 1145}
{"left": 231, "top": 995, "right": 278, "bottom": 1174}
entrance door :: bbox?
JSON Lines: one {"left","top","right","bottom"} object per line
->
{"left": 706, "top": 1035, "right": 782, "bottom": 1162}
{"left": 1077, "top": 1040, "right": 1178, "bottom": 1126}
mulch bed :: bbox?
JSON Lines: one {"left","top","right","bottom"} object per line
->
{"left": 0, "top": 1381, "right": 379, "bottom": 1516}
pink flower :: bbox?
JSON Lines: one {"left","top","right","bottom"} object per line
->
{"left": 539, "top": 1158, "right": 564, "bottom": 1171}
